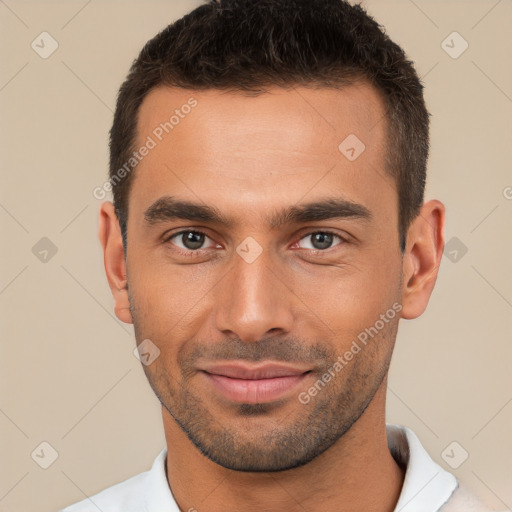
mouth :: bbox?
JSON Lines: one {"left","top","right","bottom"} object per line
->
{"left": 199, "top": 362, "right": 312, "bottom": 404}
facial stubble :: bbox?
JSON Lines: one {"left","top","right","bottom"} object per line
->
{"left": 129, "top": 291, "right": 398, "bottom": 472}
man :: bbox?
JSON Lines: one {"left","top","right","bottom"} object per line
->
{"left": 60, "top": 0, "right": 505, "bottom": 511}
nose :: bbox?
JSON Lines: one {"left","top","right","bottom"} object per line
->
{"left": 214, "top": 246, "right": 294, "bottom": 343}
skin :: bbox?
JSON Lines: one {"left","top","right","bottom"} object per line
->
{"left": 99, "top": 82, "right": 445, "bottom": 512}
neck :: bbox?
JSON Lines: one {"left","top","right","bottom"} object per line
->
{"left": 163, "top": 382, "right": 404, "bottom": 512}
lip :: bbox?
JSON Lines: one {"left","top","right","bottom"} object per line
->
{"left": 199, "top": 362, "right": 312, "bottom": 404}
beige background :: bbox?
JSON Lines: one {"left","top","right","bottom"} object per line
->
{"left": 0, "top": 1, "right": 511, "bottom": 511}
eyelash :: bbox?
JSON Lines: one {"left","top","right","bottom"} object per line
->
{"left": 163, "top": 229, "right": 348, "bottom": 257}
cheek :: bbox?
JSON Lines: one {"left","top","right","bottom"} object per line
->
{"left": 129, "top": 258, "right": 219, "bottom": 333}
{"left": 293, "top": 252, "right": 401, "bottom": 341}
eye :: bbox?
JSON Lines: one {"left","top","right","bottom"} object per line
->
{"left": 164, "top": 229, "right": 347, "bottom": 257}
{"left": 165, "top": 230, "right": 217, "bottom": 252}
{"left": 297, "top": 231, "right": 345, "bottom": 251}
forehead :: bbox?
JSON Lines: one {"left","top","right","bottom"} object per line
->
{"left": 130, "top": 82, "right": 393, "bottom": 225}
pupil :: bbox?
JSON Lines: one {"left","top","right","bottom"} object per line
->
{"left": 312, "top": 232, "right": 332, "bottom": 250}
{"left": 183, "top": 231, "right": 204, "bottom": 250}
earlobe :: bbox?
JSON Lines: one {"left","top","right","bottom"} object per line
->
{"left": 98, "top": 202, "right": 133, "bottom": 324}
{"left": 400, "top": 200, "right": 445, "bottom": 320}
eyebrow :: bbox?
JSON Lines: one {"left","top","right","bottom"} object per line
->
{"left": 143, "top": 195, "right": 372, "bottom": 229}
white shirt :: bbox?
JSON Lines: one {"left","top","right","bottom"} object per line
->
{"left": 59, "top": 424, "right": 502, "bottom": 512}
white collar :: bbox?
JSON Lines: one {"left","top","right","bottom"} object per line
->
{"left": 387, "top": 423, "right": 458, "bottom": 511}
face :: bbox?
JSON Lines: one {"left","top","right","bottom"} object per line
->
{"left": 120, "top": 83, "right": 405, "bottom": 471}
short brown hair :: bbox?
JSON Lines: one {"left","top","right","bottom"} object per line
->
{"left": 109, "top": 0, "right": 430, "bottom": 253}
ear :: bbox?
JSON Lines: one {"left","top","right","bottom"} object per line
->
{"left": 400, "top": 199, "right": 445, "bottom": 319}
{"left": 98, "top": 202, "right": 133, "bottom": 324}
